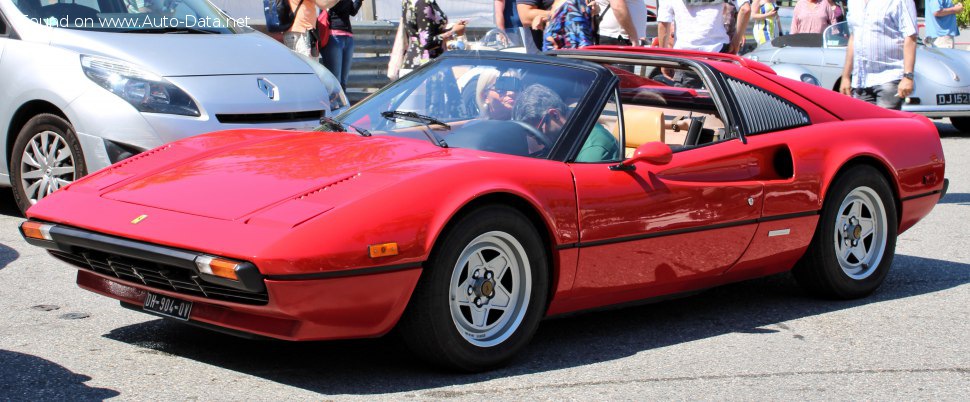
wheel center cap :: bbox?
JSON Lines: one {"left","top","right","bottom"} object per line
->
{"left": 852, "top": 225, "right": 863, "bottom": 240}
{"left": 480, "top": 280, "right": 495, "bottom": 298}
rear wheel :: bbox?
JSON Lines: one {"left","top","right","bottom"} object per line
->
{"left": 794, "top": 165, "right": 897, "bottom": 299}
{"left": 399, "top": 205, "right": 548, "bottom": 372}
{"left": 950, "top": 117, "right": 970, "bottom": 133}
{"left": 10, "top": 114, "right": 87, "bottom": 215}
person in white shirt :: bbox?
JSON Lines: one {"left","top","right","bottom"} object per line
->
{"left": 838, "top": 0, "right": 917, "bottom": 110}
{"left": 657, "top": 0, "right": 752, "bottom": 54}
{"left": 596, "top": 0, "right": 647, "bottom": 46}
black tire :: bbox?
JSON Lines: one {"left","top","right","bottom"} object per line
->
{"left": 398, "top": 205, "right": 548, "bottom": 372}
{"left": 950, "top": 117, "right": 970, "bottom": 133}
{"left": 10, "top": 114, "right": 87, "bottom": 215}
{"left": 794, "top": 165, "right": 898, "bottom": 299}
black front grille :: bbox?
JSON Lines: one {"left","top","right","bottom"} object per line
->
{"left": 50, "top": 249, "right": 268, "bottom": 305}
{"left": 216, "top": 110, "right": 324, "bottom": 124}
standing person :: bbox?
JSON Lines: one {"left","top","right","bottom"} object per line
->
{"left": 387, "top": 0, "right": 467, "bottom": 79}
{"left": 496, "top": 0, "right": 523, "bottom": 30}
{"left": 596, "top": 0, "right": 647, "bottom": 46}
{"left": 517, "top": 0, "right": 556, "bottom": 49}
{"left": 924, "top": 0, "right": 963, "bottom": 48}
{"left": 839, "top": 0, "right": 918, "bottom": 110}
{"left": 830, "top": 0, "right": 845, "bottom": 23}
{"left": 283, "top": 0, "right": 337, "bottom": 57}
{"left": 752, "top": 0, "right": 780, "bottom": 45}
{"left": 320, "top": 0, "right": 364, "bottom": 89}
{"left": 541, "top": 0, "right": 597, "bottom": 50}
{"left": 657, "top": 0, "right": 752, "bottom": 54}
{"left": 789, "top": 0, "right": 837, "bottom": 34}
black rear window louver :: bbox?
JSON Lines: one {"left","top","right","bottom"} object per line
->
{"left": 726, "top": 77, "right": 810, "bottom": 135}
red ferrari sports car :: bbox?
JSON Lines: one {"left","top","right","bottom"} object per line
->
{"left": 20, "top": 47, "right": 946, "bottom": 372}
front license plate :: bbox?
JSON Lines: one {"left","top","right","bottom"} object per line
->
{"left": 143, "top": 292, "right": 192, "bottom": 321}
{"left": 937, "top": 93, "right": 970, "bottom": 105}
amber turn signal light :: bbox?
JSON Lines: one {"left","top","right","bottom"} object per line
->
{"left": 21, "top": 221, "right": 53, "bottom": 241}
{"left": 194, "top": 255, "right": 240, "bottom": 281}
{"left": 368, "top": 242, "right": 399, "bottom": 258}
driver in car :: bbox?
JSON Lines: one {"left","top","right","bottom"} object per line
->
{"left": 514, "top": 84, "right": 619, "bottom": 162}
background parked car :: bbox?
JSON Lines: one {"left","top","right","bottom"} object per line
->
{"left": 0, "top": 0, "right": 348, "bottom": 214}
{"left": 746, "top": 21, "right": 970, "bottom": 133}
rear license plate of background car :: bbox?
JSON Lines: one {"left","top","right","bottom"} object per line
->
{"left": 143, "top": 292, "right": 192, "bottom": 321}
{"left": 937, "top": 93, "right": 970, "bottom": 105}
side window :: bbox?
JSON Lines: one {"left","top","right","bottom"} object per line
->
{"left": 0, "top": 13, "right": 6, "bottom": 35}
{"left": 575, "top": 90, "right": 622, "bottom": 163}
{"left": 600, "top": 62, "right": 732, "bottom": 152}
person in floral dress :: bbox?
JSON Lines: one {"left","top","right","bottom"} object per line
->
{"left": 400, "top": 0, "right": 466, "bottom": 71}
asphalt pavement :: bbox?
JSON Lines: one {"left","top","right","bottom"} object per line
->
{"left": 0, "top": 121, "right": 967, "bottom": 400}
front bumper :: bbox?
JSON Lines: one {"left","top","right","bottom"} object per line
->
{"left": 22, "top": 221, "right": 422, "bottom": 341}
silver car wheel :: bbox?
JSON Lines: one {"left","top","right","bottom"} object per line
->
{"left": 833, "top": 186, "right": 888, "bottom": 280}
{"left": 19, "top": 130, "right": 77, "bottom": 205}
{"left": 449, "top": 231, "right": 532, "bottom": 348}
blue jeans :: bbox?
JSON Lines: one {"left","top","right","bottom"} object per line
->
{"left": 320, "top": 34, "right": 354, "bottom": 89}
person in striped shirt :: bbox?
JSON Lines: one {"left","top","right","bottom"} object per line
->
{"left": 838, "top": 0, "right": 918, "bottom": 110}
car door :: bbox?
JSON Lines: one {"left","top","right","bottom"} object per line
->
{"left": 564, "top": 86, "right": 765, "bottom": 309}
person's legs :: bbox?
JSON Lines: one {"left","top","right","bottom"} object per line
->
{"left": 320, "top": 35, "right": 342, "bottom": 85}
{"left": 339, "top": 35, "right": 355, "bottom": 89}
{"left": 851, "top": 86, "right": 877, "bottom": 104}
{"left": 873, "top": 80, "right": 903, "bottom": 110}
{"left": 934, "top": 35, "right": 955, "bottom": 49}
{"left": 283, "top": 32, "right": 311, "bottom": 57}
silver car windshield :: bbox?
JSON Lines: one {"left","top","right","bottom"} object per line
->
{"left": 13, "top": 0, "right": 248, "bottom": 33}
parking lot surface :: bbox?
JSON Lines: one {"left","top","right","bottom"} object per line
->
{"left": 0, "top": 123, "right": 967, "bottom": 400}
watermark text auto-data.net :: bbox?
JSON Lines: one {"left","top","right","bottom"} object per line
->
{"left": 25, "top": 15, "right": 251, "bottom": 28}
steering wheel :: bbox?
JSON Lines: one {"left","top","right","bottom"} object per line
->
{"left": 684, "top": 115, "right": 707, "bottom": 147}
{"left": 508, "top": 120, "right": 554, "bottom": 150}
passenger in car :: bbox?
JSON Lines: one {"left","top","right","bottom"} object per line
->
{"left": 514, "top": 84, "right": 619, "bottom": 162}
{"left": 476, "top": 70, "right": 522, "bottom": 120}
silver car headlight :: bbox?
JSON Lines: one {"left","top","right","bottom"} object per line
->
{"left": 800, "top": 73, "right": 821, "bottom": 87}
{"left": 81, "top": 55, "right": 201, "bottom": 117}
{"left": 297, "top": 53, "right": 349, "bottom": 114}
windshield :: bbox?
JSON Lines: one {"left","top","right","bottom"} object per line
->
{"left": 13, "top": 0, "right": 249, "bottom": 33}
{"left": 823, "top": 21, "right": 850, "bottom": 48}
{"left": 332, "top": 58, "right": 598, "bottom": 159}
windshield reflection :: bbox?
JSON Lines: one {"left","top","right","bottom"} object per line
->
{"left": 332, "top": 58, "right": 596, "bottom": 159}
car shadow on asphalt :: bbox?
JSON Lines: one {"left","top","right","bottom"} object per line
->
{"left": 0, "top": 349, "right": 120, "bottom": 399}
{"left": 935, "top": 121, "right": 964, "bottom": 137}
{"left": 100, "top": 253, "right": 969, "bottom": 395}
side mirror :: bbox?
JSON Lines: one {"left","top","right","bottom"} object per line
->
{"left": 610, "top": 142, "right": 672, "bottom": 171}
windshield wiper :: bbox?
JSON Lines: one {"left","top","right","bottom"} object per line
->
{"left": 122, "top": 27, "right": 218, "bottom": 34}
{"left": 319, "top": 117, "right": 371, "bottom": 136}
{"left": 380, "top": 110, "right": 449, "bottom": 147}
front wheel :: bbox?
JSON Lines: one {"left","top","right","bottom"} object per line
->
{"left": 10, "top": 114, "right": 87, "bottom": 215}
{"left": 399, "top": 205, "right": 548, "bottom": 372}
{"left": 794, "top": 165, "right": 898, "bottom": 299}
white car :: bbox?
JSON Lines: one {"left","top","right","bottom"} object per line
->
{"left": 747, "top": 21, "right": 970, "bottom": 132}
{"left": 0, "top": 0, "right": 347, "bottom": 213}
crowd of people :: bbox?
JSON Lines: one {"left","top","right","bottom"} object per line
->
{"left": 274, "top": 0, "right": 960, "bottom": 114}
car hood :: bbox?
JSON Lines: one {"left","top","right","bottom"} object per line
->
{"left": 98, "top": 131, "right": 447, "bottom": 220}
{"left": 50, "top": 29, "right": 312, "bottom": 76}
{"left": 917, "top": 46, "right": 970, "bottom": 87}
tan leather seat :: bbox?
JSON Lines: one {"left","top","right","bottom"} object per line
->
{"left": 611, "top": 108, "right": 665, "bottom": 158}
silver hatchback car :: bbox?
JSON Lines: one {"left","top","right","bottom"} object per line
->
{"left": 0, "top": 0, "right": 348, "bottom": 213}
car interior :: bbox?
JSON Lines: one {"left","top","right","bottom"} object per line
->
{"left": 582, "top": 62, "right": 731, "bottom": 162}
